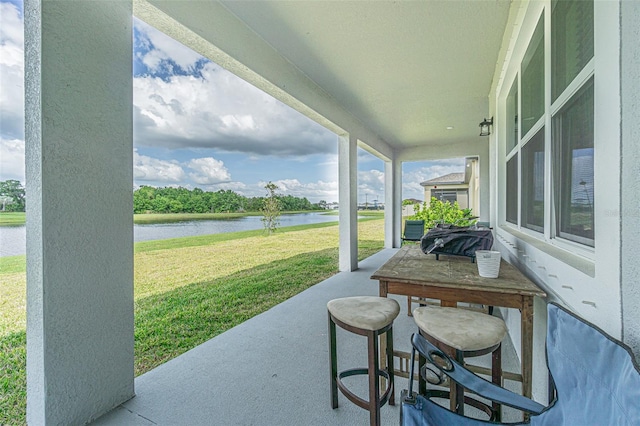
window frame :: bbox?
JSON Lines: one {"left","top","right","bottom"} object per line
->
{"left": 499, "top": 1, "right": 595, "bottom": 253}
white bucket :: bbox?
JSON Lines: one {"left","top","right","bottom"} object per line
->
{"left": 476, "top": 250, "right": 501, "bottom": 278}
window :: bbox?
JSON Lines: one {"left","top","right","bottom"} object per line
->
{"left": 552, "top": 0, "right": 594, "bottom": 102}
{"left": 553, "top": 79, "right": 594, "bottom": 246}
{"left": 502, "top": 0, "right": 595, "bottom": 249}
{"left": 522, "top": 129, "right": 545, "bottom": 232}
{"left": 506, "top": 155, "right": 518, "bottom": 225}
{"left": 521, "top": 16, "right": 544, "bottom": 137}
{"left": 431, "top": 189, "right": 469, "bottom": 209}
{"left": 506, "top": 79, "right": 518, "bottom": 153}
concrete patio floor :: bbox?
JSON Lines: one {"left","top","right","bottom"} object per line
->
{"left": 93, "top": 248, "right": 523, "bottom": 425}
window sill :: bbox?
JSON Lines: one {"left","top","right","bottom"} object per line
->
{"left": 499, "top": 226, "right": 595, "bottom": 277}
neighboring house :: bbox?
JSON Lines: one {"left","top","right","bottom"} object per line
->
{"left": 420, "top": 157, "right": 480, "bottom": 215}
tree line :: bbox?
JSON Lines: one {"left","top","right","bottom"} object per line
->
{"left": 0, "top": 180, "right": 325, "bottom": 214}
{"left": 134, "top": 185, "right": 323, "bottom": 214}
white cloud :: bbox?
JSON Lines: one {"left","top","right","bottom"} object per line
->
{"left": 186, "top": 157, "right": 232, "bottom": 184}
{"left": 0, "top": 138, "right": 25, "bottom": 182}
{"left": 133, "top": 23, "right": 335, "bottom": 157}
{"left": 135, "top": 18, "right": 203, "bottom": 74}
{"left": 358, "top": 169, "right": 385, "bottom": 197}
{"left": 402, "top": 158, "right": 466, "bottom": 200}
{"left": 258, "top": 178, "right": 338, "bottom": 203}
{"left": 214, "top": 181, "right": 247, "bottom": 192}
{"left": 133, "top": 64, "right": 335, "bottom": 156}
{"left": 133, "top": 149, "right": 185, "bottom": 183}
{"left": 0, "top": 1, "right": 25, "bottom": 140}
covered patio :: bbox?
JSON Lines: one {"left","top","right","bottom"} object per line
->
{"left": 93, "top": 249, "right": 523, "bottom": 425}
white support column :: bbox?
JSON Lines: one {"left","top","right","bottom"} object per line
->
{"left": 338, "top": 134, "right": 358, "bottom": 271}
{"left": 384, "top": 158, "right": 402, "bottom": 248}
{"left": 25, "top": 2, "right": 134, "bottom": 424}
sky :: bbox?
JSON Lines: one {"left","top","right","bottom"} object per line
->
{"left": 0, "top": 0, "right": 465, "bottom": 204}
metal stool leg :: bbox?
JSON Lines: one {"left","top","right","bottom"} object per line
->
{"left": 328, "top": 313, "right": 338, "bottom": 409}
{"left": 386, "top": 326, "right": 395, "bottom": 406}
{"left": 367, "top": 330, "right": 381, "bottom": 426}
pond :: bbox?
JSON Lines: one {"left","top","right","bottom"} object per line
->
{"left": 0, "top": 212, "right": 340, "bottom": 257}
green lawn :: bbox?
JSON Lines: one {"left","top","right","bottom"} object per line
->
{"left": 0, "top": 213, "right": 25, "bottom": 226}
{"left": 0, "top": 219, "right": 384, "bottom": 425}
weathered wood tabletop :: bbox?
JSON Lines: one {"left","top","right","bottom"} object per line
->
{"left": 371, "top": 245, "right": 546, "bottom": 404}
{"left": 371, "top": 245, "right": 545, "bottom": 300}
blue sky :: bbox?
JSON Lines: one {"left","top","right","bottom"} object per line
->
{"left": 0, "top": 0, "right": 465, "bottom": 203}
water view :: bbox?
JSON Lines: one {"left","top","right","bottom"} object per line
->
{"left": 0, "top": 212, "right": 339, "bottom": 257}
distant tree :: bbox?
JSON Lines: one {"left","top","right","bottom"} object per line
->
{"left": 0, "top": 180, "right": 25, "bottom": 212}
{"left": 0, "top": 195, "right": 13, "bottom": 211}
{"left": 261, "top": 182, "right": 281, "bottom": 235}
{"left": 316, "top": 200, "right": 328, "bottom": 210}
{"left": 245, "top": 196, "right": 264, "bottom": 212}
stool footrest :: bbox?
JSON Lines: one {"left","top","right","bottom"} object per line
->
{"left": 337, "top": 368, "right": 393, "bottom": 411}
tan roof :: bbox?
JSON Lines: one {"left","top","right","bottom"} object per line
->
{"left": 420, "top": 172, "right": 465, "bottom": 186}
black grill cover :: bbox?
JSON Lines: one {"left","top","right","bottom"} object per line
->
{"left": 420, "top": 225, "right": 493, "bottom": 259}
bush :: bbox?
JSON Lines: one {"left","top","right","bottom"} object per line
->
{"left": 411, "top": 197, "right": 476, "bottom": 229}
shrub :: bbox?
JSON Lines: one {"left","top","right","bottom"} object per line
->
{"left": 412, "top": 197, "right": 476, "bottom": 229}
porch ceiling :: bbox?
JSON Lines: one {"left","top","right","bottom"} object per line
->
{"left": 139, "top": 0, "right": 512, "bottom": 152}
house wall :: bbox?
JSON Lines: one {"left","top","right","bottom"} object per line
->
{"left": 620, "top": 0, "right": 640, "bottom": 357}
{"left": 490, "top": 0, "right": 628, "bottom": 403}
{"left": 24, "top": 2, "right": 135, "bottom": 424}
{"left": 422, "top": 184, "right": 469, "bottom": 208}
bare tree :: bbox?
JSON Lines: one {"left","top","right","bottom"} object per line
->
{"left": 261, "top": 181, "right": 281, "bottom": 234}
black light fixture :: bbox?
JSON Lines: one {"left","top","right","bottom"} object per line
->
{"left": 479, "top": 117, "right": 493, "bottom": 136}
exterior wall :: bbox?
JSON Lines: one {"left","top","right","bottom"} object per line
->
{"left": 490, "top": 0, "right": 627, "bottom": 402}
{"left": 468, "top": 158, "right": 480, "bottom": 217}
{"left": 422, "top": 184, "right": 469, "bottom": 208}
{"left": 24, "top": 2, "right": 135, "bottom": 423}
{"left": 620, "top": 0, "right": 640, "bottom": 357}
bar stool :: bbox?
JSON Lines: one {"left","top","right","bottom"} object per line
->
{"left": 328, "top": 296, "right": 400, "bottom": 426}
{"left": 412, "top": 306, "right": 507, "bottom": 421}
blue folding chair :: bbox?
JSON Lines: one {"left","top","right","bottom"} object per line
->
{"left": 401, "top": 302, "right": 640, "bottom": 425}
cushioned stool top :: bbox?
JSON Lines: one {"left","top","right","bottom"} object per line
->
{"left": 327, "top": 296, "right": 400, "bottom": 331}
{"left": 413, "top": 306, "right": 507, "bottom": 352}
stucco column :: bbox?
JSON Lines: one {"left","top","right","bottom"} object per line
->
{"left": 384, "top": 157, "right": 402, "bottom": 248}
{"left": 24, "top": 1, "right": 135, "bottom": 424}
{"left": 620, "top": 0, "right": 640, "bottom": 359}
{"left": 338, "top": 134, "right": 358, "bottom": 271}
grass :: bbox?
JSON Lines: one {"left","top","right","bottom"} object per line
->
{"left": 0, "top": 218, "right": 384, "bottom": 425}
{"left": 0, "top": 213, "right": 25, "bottom": 226}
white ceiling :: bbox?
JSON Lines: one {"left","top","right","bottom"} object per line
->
{"left": 138, "top": 0, "right": 512, "bottom": 154}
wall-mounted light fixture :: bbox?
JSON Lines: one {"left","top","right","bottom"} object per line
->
{"left": 479, "top": 117, "right": 493, "bottom": 136}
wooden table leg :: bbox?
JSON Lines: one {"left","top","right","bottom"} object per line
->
{"left": 521, "top": 298, "right": 534, "bottom": 399}
{"left": 379, "top": 281, "right": 389, "bottom": 395}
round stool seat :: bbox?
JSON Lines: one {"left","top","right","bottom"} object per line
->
{"left": 413, "top": 306, "right": 507, "bottom": 352}
{"left": 328, "top": 296, "right": 400, "bottom": 331}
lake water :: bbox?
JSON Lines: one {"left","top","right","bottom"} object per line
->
{"left": 0, "top": 212, "right": 340, "bottom": 258}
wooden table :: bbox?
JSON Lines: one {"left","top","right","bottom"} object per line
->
{"left": 371, "top": 245, "right": 546, "bottom": 401}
